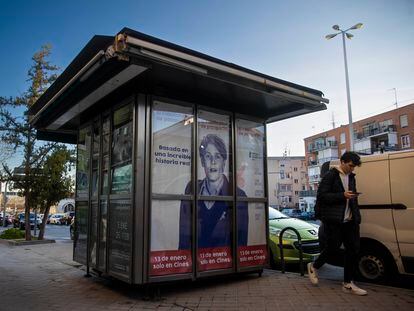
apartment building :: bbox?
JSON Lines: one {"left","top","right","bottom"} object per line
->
{"left": 304, "top": 103, "right": 414, "bottom": 190}
{"left": 267, "top": 156, "right": 307, "bottom": 209}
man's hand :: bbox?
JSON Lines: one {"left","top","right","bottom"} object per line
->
{"left": 344, "top": 191, "right": 358, "bottom": 199}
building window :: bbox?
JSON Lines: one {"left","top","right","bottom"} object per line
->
{"left": 340, "top": 132, "right": 346, "bottom": 144}
{"left": 401, "top": 134, "right": 410, "bottom": 148}
{"left": 302, "top": 185, "right": 306, "bottom": 190}
{"left": 293, "top": 167, "right": 298, "bottom": 172}
{"left": 400, "top": 115, "right": 408, "bottom": 128}
{"left": 294, "top": 191, "right": 299, "bottom": 195}
{"left": 294, "top": 179, "right": 298, "bottom": 184}
{"left": 379, "top": 119, "right": 393, "bottom": 129}
{"left": 279, "top": 184, "right": 292, "bottom": 192}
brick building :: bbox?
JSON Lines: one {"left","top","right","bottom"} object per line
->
{"left": 267, "top": 156, "right": 307, "bottom": 209}
{"left": 304, "top": 103, "right": 414, "bottom": 190}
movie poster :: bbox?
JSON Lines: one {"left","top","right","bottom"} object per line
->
{"left": 149, "top": 101, "right": 193, "bottom": 276}
{"left": 236, "top": 119, "right": 267, "bottom": 267}
{"left": 196, "top": 110, "right": 233, "bottom": 271}
{"left": 236, "top": 119, "right": 265, "bottom": 198}
{"left": 238, "top": 202, "right": 267, "bottom": 267}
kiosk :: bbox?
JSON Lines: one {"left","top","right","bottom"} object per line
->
{"left": 29, "top": 28, "right": 328, "bottom": 284}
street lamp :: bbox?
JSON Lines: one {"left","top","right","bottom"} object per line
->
{"left": 326, "top": 23, "right": 363, "bottom": 151}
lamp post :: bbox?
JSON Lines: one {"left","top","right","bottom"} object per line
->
{"left": 326, "top": 23, "right": 363, "bottom": 151}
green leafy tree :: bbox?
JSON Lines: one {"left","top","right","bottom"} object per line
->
{"left": 35, "top": 147, "right": 74, "bottom": 240}
{"left": 0, "top": 45, "right": 60, "bottom": 240}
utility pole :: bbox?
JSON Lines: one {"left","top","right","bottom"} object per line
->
{"left": 389, "top": 88, "right": 398, "bottom": 108}
{"left": 331, "top": 112, "right": 336, "bottom": 129}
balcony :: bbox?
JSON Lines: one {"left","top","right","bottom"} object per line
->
{"left": 354, "top": 129, "right": 398, "bottom": 155}
{"left": 308, "top": 140, "right": 338, "bottom": 152}
{"left": 308, "top": 174, "right": 320, "bottom": 183}
{"left": 299, "top": 190, "right": 317, "bottom": 197}
{"left": 356, "top": 124, "right": 397, "bottom": 140}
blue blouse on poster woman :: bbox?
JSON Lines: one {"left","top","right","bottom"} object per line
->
{"left": 178, "top": 175, "right": 248, "bottom": 249}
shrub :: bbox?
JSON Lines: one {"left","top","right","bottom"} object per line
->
{"left": 0, "top": 228, "right": 25, "bottom": 239}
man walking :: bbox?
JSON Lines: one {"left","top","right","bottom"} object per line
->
{"left": 308, "top": 151, "right": 367, "bottom": 296}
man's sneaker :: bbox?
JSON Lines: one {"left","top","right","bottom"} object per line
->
{"left": 342, "top": 282, "right": 367, "bottom": 296}
{"left": 307, "top": 262, "right": 318, "bottom": 285}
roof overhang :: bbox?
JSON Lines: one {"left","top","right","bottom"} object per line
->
{"left": 30, "top": 28, "right": 328, "bottom": 143}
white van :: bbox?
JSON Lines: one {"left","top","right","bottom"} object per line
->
{"left": 329, "top": 150, "right": 414, "bottom": 282}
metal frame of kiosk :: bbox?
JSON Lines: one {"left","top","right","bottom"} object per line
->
{"left": 29, "top": 28, "right": 328, "bottom": 285}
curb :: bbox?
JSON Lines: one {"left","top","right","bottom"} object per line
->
{"left": 0, "top": 238, "right": 56, "bottom": 246}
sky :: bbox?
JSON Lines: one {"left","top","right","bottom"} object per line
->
{"left": 1, "top": 0, "right": 413, "bottom": 162}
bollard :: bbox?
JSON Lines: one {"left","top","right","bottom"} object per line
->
{"left": 278, "top": 226, "right": 304, "bottom": 276}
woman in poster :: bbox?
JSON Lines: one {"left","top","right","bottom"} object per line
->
{"left": 179, "top": 134, "right": 248, "bottom": 249}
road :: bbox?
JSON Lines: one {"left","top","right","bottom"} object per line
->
{"left": 0, "top": 223, "right": 72, "bottom": 241}
{"left": 41, "top": 224, "right": 72, "bottom": 240}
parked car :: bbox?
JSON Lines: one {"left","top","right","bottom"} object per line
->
{"left": 268, "top": 207, "right": 320, "bottom": 267}
{"left": 0, "top": 212, "right": 12, "bottom": 226}
{"left": 280, "top": 208, "right": 303, "bottom": 219}
{"left": 62, "top": 211, "right": 75, "bottom": 225}
{"left": 13, "top": 213, "right": 41, "bottom": 230}
{"left": 326, "top": 150, "right": 414, "bottom": 283}
{"left": 49, "top": 213, "right": 66, "bottom": 225}
{"left": 297, "top": 211, "right": 315, "bottom": 221}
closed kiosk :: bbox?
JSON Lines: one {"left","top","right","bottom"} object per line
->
{"left": 29, "top": 28, "right": 328, "bottom": 284}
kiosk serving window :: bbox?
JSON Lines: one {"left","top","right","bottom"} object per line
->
{"left": 150, "top": 101, "right": 193, "bottom": 276}
{"left": 236, "top": 119, "right": 267, "bottom": 267}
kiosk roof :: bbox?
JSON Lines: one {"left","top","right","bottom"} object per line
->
{"left": 30, "top": 28, "right": 328, "bottom": 143}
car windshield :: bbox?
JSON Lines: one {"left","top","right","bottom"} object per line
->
{"left": 268, "top": 207, "right": 289, "bottom": 220}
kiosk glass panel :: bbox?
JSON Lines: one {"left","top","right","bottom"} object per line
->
{"left": 235, "top": 119, "right": 267, "bottom": 267}
{"left": 101, "top": 117, "right": 110, "bottom": 195}
{"left": 237, "top": 202, "right": 267, "bottom": 267}
{"left": 197, "top": 201, "right": 233, "bottom": 271}
{"left": 150, "top": 200, "right": 193, "bottom": 276}
{"left": 235, "top": 119, "right": 265, "bottom": 198}
{"left": 74, "top": 201, "right": 88, "bottom": 264}
{"left": 98, "top": 199, "right": 107, "bottom": 270}
{"left": 76, "top": 127, "right": 91, "bottom": 199}
{"left": 152, "top": 101, "right": 193, "bottom": 195}
{"left": 108, "top": 199, "right": 132, "bottom": 280}
{"left": 89, "top": 201, "right": 98, "bottom": 267}
{"left": 197, "top": 111, "right": 232, "bottom": 196}
{"left": 111, "top": 105, "right": 133, "bottom": 194}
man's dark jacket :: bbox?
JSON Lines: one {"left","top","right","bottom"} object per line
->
{"left": 316, "top": 167, "right": 361, "bottom": 224}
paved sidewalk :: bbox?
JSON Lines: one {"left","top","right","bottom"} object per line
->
{"left": 0, "top": 241, "right": 413, "bottom": 311}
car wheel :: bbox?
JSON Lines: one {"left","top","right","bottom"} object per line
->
{"left": 357, "top": 247, "right": 395, "bottom": 283}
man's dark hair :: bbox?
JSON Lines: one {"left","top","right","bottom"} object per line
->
{"left": 199, "top": 134, "right": 227, "bottom": 166}
{"left": 340, "top": 151, "right": 361, "bottom": 166}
